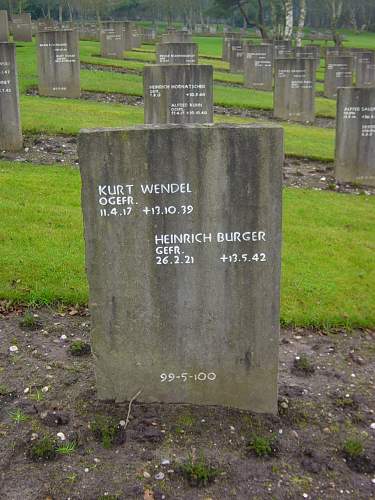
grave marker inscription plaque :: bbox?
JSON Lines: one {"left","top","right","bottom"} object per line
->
{"left": 324, "top": 55, "right": 353, "bottom": 98}
{"left": 12, "top": 13, "right": 32, "bottom": 42}
{"left": 0, "top": 42, "right": 22, "bottom": 150}
{"left": 335, "top": 87, "right": 375, "bottom": 186}
{"left": 244, "top": 44, "right": 273, "bottom": 91}
{"left": 156, "top": 42, "right": 198, "bottom": 65}
{"left": 144, "top": 64, "right": 213, "bottom": 124}
{"left": 79, "top": 123, "right": 283, "bottom": 413}
{"left": 37, "top": 30, "right": 80, "bottom": 98}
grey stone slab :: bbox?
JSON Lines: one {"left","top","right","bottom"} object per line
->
{"left": 324, "top": 55, "right": 353, "bottom": 98}
{"left": 229, "top": 40, "right": 244, "bottom": 73}
{"left": 0, "top": 11, "right": 9, "bottom": 42}
{"left": 222, "top": 33, "right": 238, "bottom": 61}
{"left": 274, "top": 40, "right": 294, "bottom": 59}
{"left": 161, "top": 31, "right": 192, "bottom": 44}
{"left": 37, "top": 30, "right": 80, "bottom": 98}
{"left": 100, "top": 21, "right": 125, "bottom": 59}
{"left": 274, "top": 58, "right": 316, "bottom": 123}
{"left": 335, "top": 87, "right": 375, "bottom": 186}
{"left": 12, "top": 13, "right": 32, "bottom": 42}
{"left": 244, "top": 44, "right": 273, "bottom": 91}
{"left": 356, "top": 52, "right": 375, "bottom": 88}
{"left": 78, "top": 123, "right": 283, "bottom": 413}
{"left": 156, "top": 43, "right": 198, "bottom": 65}
{"left": 144, "top": 64, "right": 213, "bottom": 125}
{"left": 0, "top": 42, "right": 22, "bottom": 150}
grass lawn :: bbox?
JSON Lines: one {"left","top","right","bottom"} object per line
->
{"left": 0, "top": 161, "right": 374, "bottom": 329}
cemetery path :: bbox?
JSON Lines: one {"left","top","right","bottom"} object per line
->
{"left": 0, "top": 308, "right": 374, "bottom": 499}
{"left": 2, "top": 134, "right": 375, "bottom": 196}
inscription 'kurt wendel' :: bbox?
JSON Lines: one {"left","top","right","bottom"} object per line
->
{"left": 98, "top": 183, "right": 192, "bottom": 195}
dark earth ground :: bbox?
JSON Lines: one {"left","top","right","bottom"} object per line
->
{"left": 0, "top": 308, "right": 374, "bottom": 499}
{"left": 2, "top": 133, "right": 375, "bottom": 196}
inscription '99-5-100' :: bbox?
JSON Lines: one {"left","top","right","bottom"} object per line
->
{"left": 96, "top": 181, "right": 268, "bottom": 266}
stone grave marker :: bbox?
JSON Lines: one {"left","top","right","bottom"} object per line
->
{"left": 37, "top": 29, "right": 80, "bottom": 98}
{"left": 274, "top": 40, "right": 294, "bottom": 59}
{"left": 274, "top": 58, "right": 316, "bottom": 123}
{"left": 222, "top": 32, "right": 237, "bottom": 61}
{"left": 335, "top": 87, "right": 375, "bottom": 186}
{"left": 244, "top": 44, "right": 273, "bottom": 91}
{"left": 100, "top": 22, "right": 124, "bottom": 59}
{"left": 229, "top": 39, "right": 244, "bottom": 73}
{"left": 144, "top": 64, "right": 213, "bottom": 124}
{"left": 12, "top": 13, "right": 32, "bottom": 42}
{"left": 356, "top": 52, "right": 375, "bottom": 88}
{"left": 78, "top": 123, "right": 283, "bottom": 413}
{"left": 0, "top": 11, "right": 9, "bottom": 42}
{"left": 161, "top": 31, "right": 192, "bottom": 44}
{"left": 156, "top": 42, "right": 198, "bottom": 65}
{"left": 0, "top": 42, "right": 22, "bottom": 150}
{"left": 324, "top": 54, "right": 353, "bottom": 98}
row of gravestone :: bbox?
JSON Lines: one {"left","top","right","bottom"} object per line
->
{"left": 223, "top": 36, "right": 375, "bottom": 97}
{"left": 1, "top": 30, "right": 374, "bottom": 188}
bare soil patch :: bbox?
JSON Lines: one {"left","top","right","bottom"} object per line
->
{"left": 0, "top": 309, "right": 374, "bottom": 499}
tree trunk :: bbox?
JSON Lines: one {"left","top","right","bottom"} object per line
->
{"left": 284, "top": 0, "right": 294, "bottom": 40}
{"left": 257, "top": 0, "right": 269, "bottom": 40}
{"left": 296, "top": 0, "right": 306, "bottom": 47}
{"left": 330, "top": 0, "right": 343, "bottom": 47}
{"left": 59, "top": 4, "right": 63, "bottom": 25}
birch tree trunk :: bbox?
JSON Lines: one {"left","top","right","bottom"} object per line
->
{"left": 296, "top": 0, "right": 306, "bottom": 47}
{"left": 284, "top": 0, "right": 294, "bottom": 40}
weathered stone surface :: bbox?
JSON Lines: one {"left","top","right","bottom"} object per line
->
{"left": 229, "top": 39, "right": 244, "bottom": 73}
{"left": 37, "top": 30, "right": 80, "bottom": 98}
{"left": 12, "top": 13, "right": 32, "bottom": 42}
{"left": 100, "top": 21, "right": 124, "bottom": 59}
{"left": 156, "top": 42, "right": 198, "bottom": 65}
{"left": 274, "top": 40, "right": 294, "bottom": 59}
{"left": 335, "top": 87, "right": 375, "bottom": 186}
{"left": 222, "top": 32, "right": 237, "bottom": 61}
{"left": 0, "top": 42, "right": 22, "bottom": 151}
{"left": 274, "top": 58, "right": 316, "bottom": 123}
{"left": 143, "top": 27, "right": 156, "bottom": 42}
{"left": 144, "top": 64, "right": 213, "bottom": 124}
{"left": 356, "top": 52, "right": 375, "bottom": 88}
{"left": 79, "top": 123, "right": 283, "bottom": 413}
{"left": 295, "top": 45, "right": 320, "bottom": 60}
{"left": 324, "top": 55, "right": 353, "bottom": 98}
{"left": 161, "top": 31, "right": 192, "bottom": 44}
{"left": 244, "top": 44, "right": 273, "bottom": 91}
{"left": 0, "top": 11, "right": 9, "bottom": 42}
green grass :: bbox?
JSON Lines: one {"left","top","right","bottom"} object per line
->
{"left": 1, "top": 161, "right": 374, "bottom": 328}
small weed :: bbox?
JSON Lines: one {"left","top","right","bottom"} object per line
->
{"left": 336, "top": 397, "right": 358, "bottom": 410}
{"left": 56, "top": 441, "right": 77, "bottom": 455}
{"left": 343, "top": 438, "right": 364, "bottom": 458}
{"left": 292, "top": 354, "right": 315, "bottom": 376}
{"left": 65, "top": 472, "right": 78, "bottom": 484}
{"left": 9, "top": 408, "right": 29, "bottom": 424}
{"left": 68, "top": 340, "right": 91, "bottom": 357}
{"left": 327, "top": 183, "right": 336, "bottom": 191}
{"left": 19, "top": 311, "right": 41, "bottom": 330}
{"left": 0, "top": 384, "right": 8, "bottom": 396}
{"left": 179, "top": 453, "right": 219, "bottom": 487}
{"left": 30, "top": 389, "right": 45, "bottom": 402}
{"left": 247, "top": 434, "right": 279, "bottom": 458}
{"left": 91, "top": 415, "right": 125, "bottom": 448}
{"left": 176, "top": 414, "right": 196, "bottom": 427}
{"left": 28, "top": 435, "right": 57, "bottom": 461}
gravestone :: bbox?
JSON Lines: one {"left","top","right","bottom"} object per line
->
{"left": 123, "top": 21, "right": 135, "bottom": 51}
{"left": 144, "top": 64, "right": 213, "bottom": 124}
{"left": 37, "top": 30, "right": 80, "bottom": 98}
{"left": 100, "top": 22, "right": 124, "bottom": 59}
{"left": 79, "top": 123, "right": 283, "bottom": 413}
{"left": 161, "top": 31, "right": 192, "bottom": 44}
{"left": 335, "top": 87, "right": 375, "bottom": 186}
{"left": 0, "top": 42, "right": 22, "bottom": 150}
{"left": 295, "top": 45, "right": 320, "bottom": 60}
{"left": 131, "top": 27, "right": 142, "bottom": 48}
{"left": 156, "top": 42, "right": 198, "bottom": 65}
{"left": 274, "top": 58, "right": 316, "bottom": 123}
{"left": 0, "top": 11, "right": 9, "bottom": 42}
{"left": 244, "top": 44, "right": 273, "bottom": 91}
{"left": 222, "top": 32, "right": 237, "bottom": 61}
{"left": 324, "top": 55, "right": 353, "bottom": 98}
{"left": 274, "top": 40, "right": 294, "bottom": 59}
{"left": 143, "top": 27, "right": 156, "bottom": 42}
{"left": 229, "top": 40, "right": 244, "bottom": 73}
{"left": 12, "top": 13, "right": 32, "bottom": 42}
{"left": 356, "top": 52, "right": 375, "bottom": 88}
